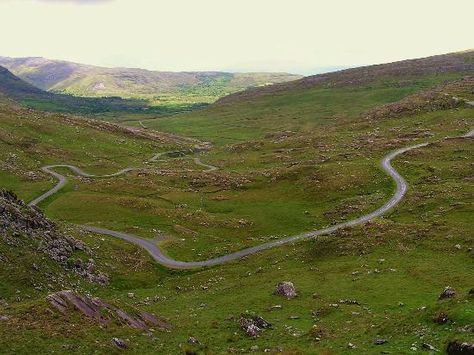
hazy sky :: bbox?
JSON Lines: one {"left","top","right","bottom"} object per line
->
{"left": 1, "top": 0, "right": 473, "bottom": 74}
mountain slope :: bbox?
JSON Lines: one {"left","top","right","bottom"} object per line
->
{"left": 0, "top": 50, "right": 473, "bottom": 353}
{"left": 216, "top": 49, "right": 474, "bottom": 105}
{"left": 138, "top": 50, "right": 474, "bottom": 143}
{"left": 0, "top": 65, "right": 147, "bottom": 113}
{"left": 0, "top": 56, "right": 302, "bottom": 105}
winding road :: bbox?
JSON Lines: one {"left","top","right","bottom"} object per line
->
{"left": 29, "top": 130, "right": 473, "bottom": 269}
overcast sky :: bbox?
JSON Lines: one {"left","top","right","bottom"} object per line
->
{"left": 0, "top": 0, "right": 472, "bottom": 74}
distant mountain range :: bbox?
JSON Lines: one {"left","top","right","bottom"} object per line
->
{"left": 0, "top": 65, "right": 147, "bottom": 114}
{"left": 0, "top": 56, "right": 302, "bottom": 108}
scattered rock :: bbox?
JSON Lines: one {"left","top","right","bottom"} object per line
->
{"left": 263, "top": 346, "right": 283, "bottom": 353}
{"left": 111, "top": 337, "right": 127, "bottom": 349}
{"left": 274, "top": 282, "right": 297, "bottom": 299}
{"left": 338, "top": 299, "right": 360, "bottom": 305}
{"left": 239, "top": 314, "right": 272, "bottom": 338}
{"left": 250, "top": 345, "right": 259, "bottom": 352}
{"left": 241, "top": 322, "right": 260, "bottom": 338}
{"left": 187, "top": 336, "right": 200, "bottom": 345}
{"left": 252, "top": 315, "right": 272, "bottom": 329}
{"left": 447, "top": 341, "right": 474, "bottom": 354}
{"left": 0, "top": 316, "right": 9, "bottom": 321}
{"left": 454, "top": 244, "right": 462, "bottom": 250}
{"left": 127, "top": 293, "right": 135, "bottom": 299}
{"left": 309, "top": 324, "right": 331, "bottom": 340}
{"left": 439, "top": 287, "right": 456, "bottom": 300}
{"left": 374, "top": 338, "right": 387, "bottom": 345}
{"left": 422, "top": 343, "right": 437, "bottom": 352}
{"left": 433, "top": 311, "right": 449, "bottom": 324}
{"left": 347, "top": 342, "right": 356, "bottom": 349}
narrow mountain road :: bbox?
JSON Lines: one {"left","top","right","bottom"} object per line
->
{"left": 29, "top": 130, "right": 473, "bottom": 269}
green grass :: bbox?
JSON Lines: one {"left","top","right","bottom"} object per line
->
{"left": 0, "top": 64, "right": 473, "bottom": 354}
{"left": 132, "top": 73, "right": 464, "bottom": 144}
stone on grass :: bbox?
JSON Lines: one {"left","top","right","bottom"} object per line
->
{"left": 239, "top": 314, "right": 271, "bottom": 338}
{"left": 439, "top": 286, "right": 456, "bottom": 300}
{"left": 447, "top": 341, "right": 474, "bottom": 354}
{"left": 274, "top": 281, "right": 297, "bottom": 299}
{"left": 309, "top": 324, "right": 331, "bottom": 340}
{"left": 422, "top": 343, "right": 437, "bottom": 351}
{"left": 112, "top": 337, "right": 127, "bottom": 349}
{"left": 374, "top": 338, "right": 387, "bottom": 345}
{"left": 187, "top": 336, "right": 200, "bottom": 345}
{"left": 433, "top": 311, "right": 449, "bottom": 324}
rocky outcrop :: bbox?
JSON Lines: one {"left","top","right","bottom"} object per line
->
{"left": 47, "top": 290, "right": 171, "bottom": 332}
{"left": 0, "top": 189, "right": 108, "bottom": 284}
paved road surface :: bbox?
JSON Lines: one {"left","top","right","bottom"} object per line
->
{"left": 29, "top": 131, "right": 473, "bottom": 269}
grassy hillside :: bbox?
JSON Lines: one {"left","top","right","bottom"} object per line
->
{"left": 0, "top": 56, "right": 302, "bottom": 112}
{"left": 134, "top": 50, "right": 474, "bottom": 144}
{"left": 0, "top": 51, "right": 473, "bottom": 354}
{"left": 0, "top": 66, "right": 148, "bottom": 114}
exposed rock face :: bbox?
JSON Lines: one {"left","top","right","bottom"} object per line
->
{"left": 439, "top": 286, "right": 456, "bottom": 300}
{"left": 239, "top": 314, "right": 272, "bottom": 337}
{"left": 0, "top": 190, "right": 55, "bottom": 240}
{"left": 447, "top": 341, "right": 474, "bottom": 354}
{"left": 274, "top": 281, "right": 297, "bottom": 299}
{"left": 47, "top": 290, "right": 172, "bottom": 332}
{"left": 0, "top": 189, "right": 108, "bottom": 284}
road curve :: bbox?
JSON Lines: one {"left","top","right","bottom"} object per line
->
{"left": 29, "top": 131, "right": 473, "bottom": 269}
{"left": 28, "top": 150, "right": 218, "bottom": 207}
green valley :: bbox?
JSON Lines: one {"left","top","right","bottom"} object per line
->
{"left": 0, "top": 47, "right": 473, "bottom": 354}
{"left": 0, "top": 56, "right": 301, "bottom": 115}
